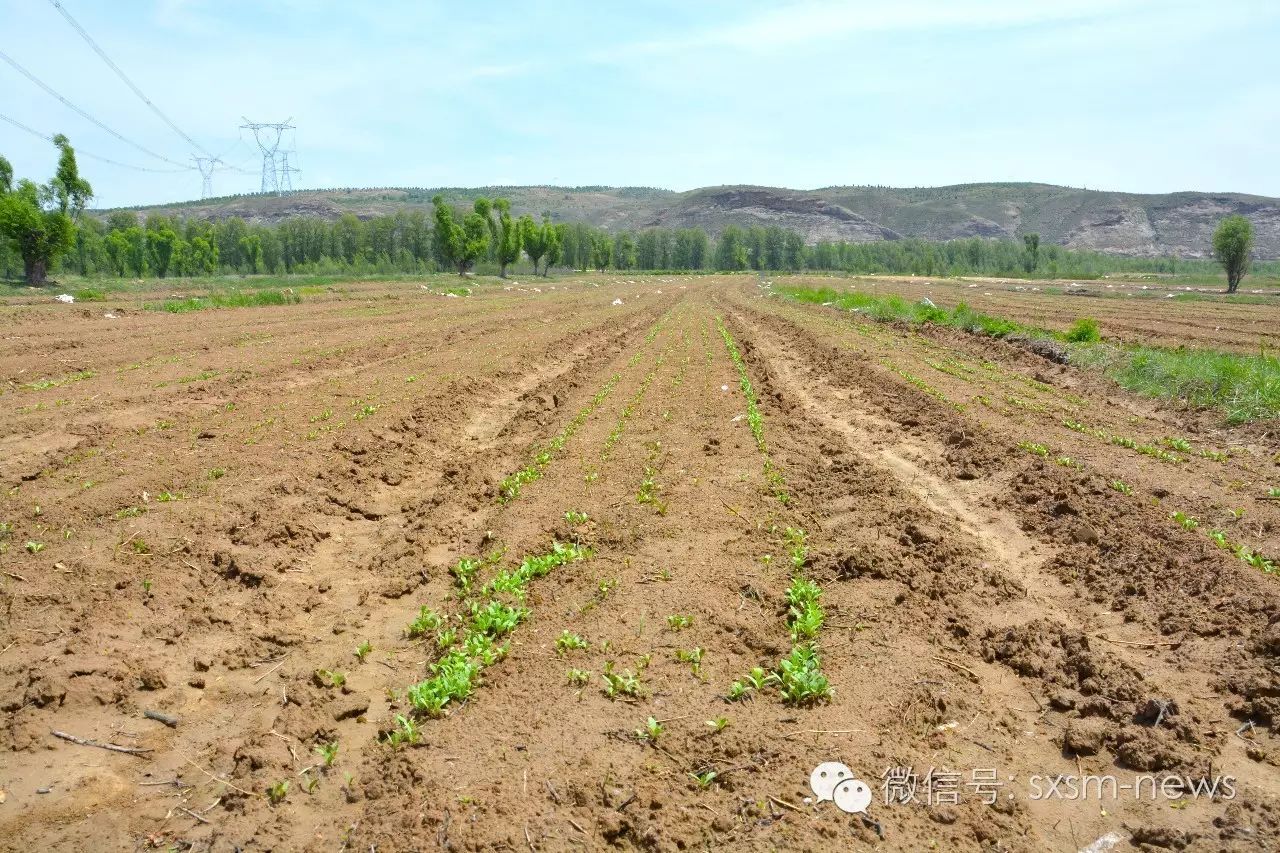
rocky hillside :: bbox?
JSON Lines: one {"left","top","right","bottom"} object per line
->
{"left": 112, "top": 182, "right": 1280, "bottom": 258}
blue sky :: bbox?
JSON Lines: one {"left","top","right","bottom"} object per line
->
{"left": 2, "top": 0, "right": 1278, "bottom": 207}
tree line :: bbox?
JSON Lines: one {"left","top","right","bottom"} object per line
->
{"left": 0, "top": 136, "right": 1266, "bottom": 287}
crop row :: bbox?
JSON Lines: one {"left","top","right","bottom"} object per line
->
{"left": 498, "top": 315, "right": 674, "bottom": 502}
{"left": 715, "top": 317, "right": 831, "bottom": 705}
{"left": 396, "top": 541, "right": 592, "bottom": 731}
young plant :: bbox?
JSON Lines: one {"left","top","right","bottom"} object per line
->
{"left": 386, "top": 714, "right": 420, "bottom": 747}
{"left": 676, "top": 647, "right": 705, "bottom": 677}
{"left": 315, "top": 741, "right": 339, "bottom": 767}
{"left": 770, "top": 644, "right": 832, "bottom": 705}
{"left": 786, "top": 576, "right": 824, "bottom": 642}
{"left": 354, "top": 641, "right": 373, "bottom": 662}
{"left": 601, "top": 661, "right": 641, "bottom": 700}
{"left": 266, "top": 780, "right": 289, "bottom": 805}
{"left": 450, "top": 558, "right": 481, "bottom": 594}
{"left": 1170, "top": 511, "right": 1199, "bottom": 532}
{"left": 634, "top": 716, "right": 663, "bottom": 742}
{"left": 556, "top": 630, "right": 588, "bottom": 656}
{"left": 567, "top": 668, "right": 591, "bottom": 687}
{"left": 564, "top": 509, "right": 589, "bottom": 525}
{"left": 315, "top": 669, "right": 347, "bottom": 689}
{"left": 689, "top": 770, "right": 718, "bottom": 790}
{"left": 405, "top": 606, "right": 443, "bottom": 639}
{"left": 1110, "top": 480, "right": 1133, "bottom": 495}
{"left": 706, "top": 717, "right": 730, "bottom": 733}
{"left": 666, "top": 614, "right": 692, "bottom": 631}
{"left": 1017, "top": 441, "right": 1050, "bottom": 457}
{"left": 25, "top": 540, "right": 44, "bottom": 554}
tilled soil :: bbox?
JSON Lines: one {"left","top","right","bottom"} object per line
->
{"left": 1, "top": 275, "right": 1278, "bottom": 852}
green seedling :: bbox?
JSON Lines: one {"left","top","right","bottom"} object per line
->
{"left": 315, "top": 741, "right": 339, "bottom": 767}
{"left": 564, "top": 510, "right": 589, "bottom": 525}
{"left": 130, "top": 538, "right": 150, "bottom": 555}
{"left": 386, "top": 714, "right": 420, "bottom": 747}
{"left": 567, "top": 668, "right": 591, "bottom": 687}
{"left": 436, "top": 627, "right": 457, "bottom": 649}
{"left": 142, "top": 578, "right": 153, "bottom": 595}
{"left": 635, "top": 716, "right": 663, "bottom": 742}
{"left": 266, "top": 780, "right": 289, "bottom": 805}
{"left": 556, "top": 630, "right": 588, "bottom": 656}
{"left": 1170, "top": 511, "right": 1199, "bottom": 532}
{"left": 1228, "top": 508, "right": 1246, "bottom": 521}
{"left": 1162, "top": 436, "right": 1192, "bottom": 452}
{"left": 25, "top": 540, "right": 44, "bottom": 554}
{"left": 706, "top": 717, "right": 730, "bottom": 733}
{"left": 1268, "top": 487, "right": 1280, "bottom": 498}
{"left": 727, "top": 681, "right": 751, "bottom": 702}
{"left": 676, "top": 647, "right": 705, "bottom": 677}
{"left": 1018, "top": 441, "right": 1050, "bottom": 457}
{"left": 1110, "top": 480, "right": 1132, "bottom": 495}
{"left": 784, "top": 527, "right": 808, "bottom": 568}
{"left": 689, "top": 770, "right": 718, "bottom": 790}
{"left": 785, "top": 576, "right": 824, "bottom": 642}
{"left": 354, "top": 641, "right": 373, "bottom": 662}
{"left": 208, "top": 467, "right": 226, "bottom": 480}
{"left": 601, "top": 661, "right": 641, "bottom": 700}
{"left": 769, "top": 645, "right": 832, "bottom": 705}
{"left": 315, "top": 669, "right": 346, "bottom": 689}
{"left": 304, "top": 775, "right": 320, "bottom": 794}
{"left": 666, "top": 614, "right": 692, "bottom": 631}
{"left": 450, "top": 557, "right": 481, "bottom": 593}
{"left": 405, "top": 606, "right": 442, "bottom": 639}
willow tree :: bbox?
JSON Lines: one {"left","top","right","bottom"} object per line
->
{"left": 1213, "top": 215, "right": 1253, "bottom": 293}
{"left": 0, "top": 135, "right": 92, "bottom": 284}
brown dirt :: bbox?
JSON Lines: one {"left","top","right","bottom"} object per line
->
{"left": 1, "top": 275, "right": 1278, "bottom": 851}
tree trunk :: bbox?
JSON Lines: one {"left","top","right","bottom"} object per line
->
{"left": 25, "top": 255, "right": 48, "bottom": 285}
{"left": 1228, "top": 272, "right": 1240, "bottom": 294}
{"left": 499, "top": 262, "right": 508, "bottom": 279}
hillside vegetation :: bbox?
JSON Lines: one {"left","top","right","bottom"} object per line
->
{"left": 107, "top": 182, "right": 1280, "bottom": 259}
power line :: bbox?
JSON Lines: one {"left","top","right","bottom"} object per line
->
{"left": 48, "top": 0, "right": 214, "bottom": 158}
{"left": 0, "top": 111, "right": 192, "bottom": 173}
{"left": 0, "top": 48, "right": 193, "bottom": 170}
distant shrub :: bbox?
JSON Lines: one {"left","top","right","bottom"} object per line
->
{"left": 74, "top": 288, "right": 107, "bottom": 302}
{"left": 1065, "top": 318, "right": 1101, "bottom": 342}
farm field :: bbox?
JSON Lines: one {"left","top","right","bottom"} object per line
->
{"left": 1, "top": 274, "right": 1279, "bottom": 851}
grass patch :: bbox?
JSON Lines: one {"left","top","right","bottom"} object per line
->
{"left": 781, "top": 284, "right": 1279, "bottom": 423}
{"left": 148, "top": 289, "right": 302, "bottom": 313}
{"left": 1072, "top": 344, "right": 1280, "bottom": 424}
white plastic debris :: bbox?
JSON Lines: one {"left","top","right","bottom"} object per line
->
{"left": 720, "top": 384, "right": 729, "bottom": 392}
{"left": 55, "top": 294, "right": 75, "bottom": 303}
{"left": 103, "top": 312, "right": 118, "bottom": 319}
{"left": 919, "top": 297, "right": 937, "bottom": 308}
{"left": 612, "top": 298, "right": 623, "bottom": 305}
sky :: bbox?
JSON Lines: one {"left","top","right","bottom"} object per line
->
{"left": 2, "top": 0, "right": 1278, "bottom": 208}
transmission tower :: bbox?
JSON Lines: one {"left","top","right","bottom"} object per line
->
{"left": 278, "top": 151, "right": 300, "bottom": 193}
{"left": 192, "top": 156, "right": 222, "bottom": 199}
{"left": 240, "top": 117, "right": 294, "bottom": 195}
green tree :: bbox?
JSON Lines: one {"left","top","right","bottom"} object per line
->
{"left": 519, "top": 214, "right": 547, "bottom": 275}
{"left": 613, "top": 232, "right": 636, "bottom": 270}
{"left": 488, "top": 199, "right": 522, "bottom": 278}
{"left": 432, "top": 195, "right": 463, "bottom": 272}
{"left": 591, "top": 233, "right": 613, "bottom": 272}
{"left": 148, "top": 227, "right": 179, "bottom": 278}
{"left": 714, "top": 226, "right": 748, "bottom": 271}
{"left": 238, "top": 234, "right": 263, "bottom": 273}
{"left": 1022, "top": 233, "right": 1040, "bottom": 273}
{"left": 0, "top": 137, "right": 89, "bottom": 284}
{"left": 545, "top": 224, "right": 565, "bottom": 276}
{"left": 1212, "top": 215, "right": 1253, "bottom": 293}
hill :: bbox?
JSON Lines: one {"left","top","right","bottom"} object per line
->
{"left": 109, "top": 182, "right": 1280, "bottom": 258}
